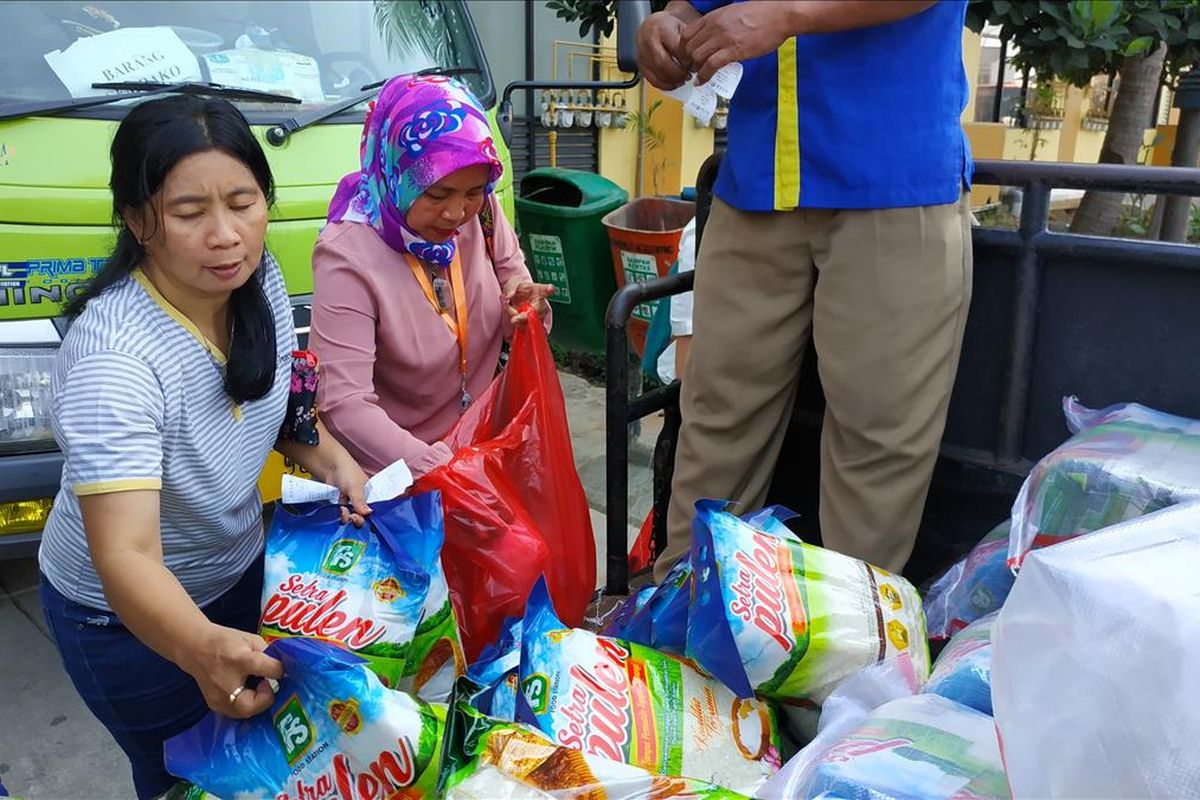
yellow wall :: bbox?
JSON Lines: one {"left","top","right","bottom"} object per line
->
{"left": 959, "top": 27, "right": 1171, "bottom": 169}
{"left": 1074, "top": 129, "right": 1106, "bottom": 164}
{"left": 1150, "top": 124, "right": 1190, "bottom": 167}
{"left": 679, "top": 108, "right": 716, "bottom": 194}
{"left": 598, "top": 88, "right": 640, "bottom": 197}
{"left": 961, "top": 29, "right": 982, "bottom": 123}
{"left": 644, "top": 84, "right": 684, "bottom": 195}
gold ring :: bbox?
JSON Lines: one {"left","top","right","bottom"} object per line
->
{"left": 228, "top": 685, "right": 246, "bottom": 705}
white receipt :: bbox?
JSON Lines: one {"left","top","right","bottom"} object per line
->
{"left": 363, "top": 459, "right": 415, "bottom": 503}
{"left": 281, "top": 473, "right": 340, "bottom": 505}
{"left": 280, "top": 459, "right": 414, "bottom": 506}
{"left": 661, "top": 62, "right": 742, "bottom": 125}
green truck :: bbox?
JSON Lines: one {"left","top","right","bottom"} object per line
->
{"left": 0, "top": 0, "right": 515, "bottom": 557}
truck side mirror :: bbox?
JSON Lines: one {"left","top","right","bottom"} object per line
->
{"left": 616, "top": 0, "right": 651, "bottom": 75}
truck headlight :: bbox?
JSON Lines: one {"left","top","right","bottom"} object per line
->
{"left": 0, "top": 347, "right": 56, "bottom": 453}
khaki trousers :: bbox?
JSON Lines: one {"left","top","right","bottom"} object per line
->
{"left": 657, "top": 194, "right": 973, "bottom": 581}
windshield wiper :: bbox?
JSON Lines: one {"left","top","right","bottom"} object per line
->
{"left": 92, "top": 81, "right": 301, "bottom": 105}
{"left": 0, "top": 81, "right": 299, "bottom": 122}
{"left": 265, "top": 66, "right": 483, "bottom": 147}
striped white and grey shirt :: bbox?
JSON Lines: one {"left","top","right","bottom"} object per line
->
{"left": 39, "top": 253, "right": 295, "bottom": 611}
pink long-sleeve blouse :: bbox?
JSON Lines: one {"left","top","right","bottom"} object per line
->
{"left": 309, "top": 194, "right": 540, "bottom": 477}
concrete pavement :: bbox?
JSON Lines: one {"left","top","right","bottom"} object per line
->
{"left": 0, "top": 558, "right": 133, "bottom": 799}
{"left": 0, "top": 369, "right": 658, "bottom": 799}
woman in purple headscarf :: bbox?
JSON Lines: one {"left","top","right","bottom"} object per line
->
{"left": 309, "top": 74, "right": 553, "bottom": 478}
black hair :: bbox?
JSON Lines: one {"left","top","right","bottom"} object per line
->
{"left": 67, "top": 94, "right": 277, "bottom": 404}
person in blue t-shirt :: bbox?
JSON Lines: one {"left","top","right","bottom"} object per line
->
{"left": 639, "top": 1, "right": 974, "bottom": 581}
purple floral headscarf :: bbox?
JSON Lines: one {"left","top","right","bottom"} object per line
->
{"left": 326, "top": 74, "right": 503, "bottom": 267}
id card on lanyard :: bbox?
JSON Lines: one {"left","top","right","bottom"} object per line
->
{"left": 405, "top": 252, "right": 472, "bottom": 412}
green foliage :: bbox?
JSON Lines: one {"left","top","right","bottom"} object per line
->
{"left": 625, "top": 99, "right": 674, "bottom": 195}
{"left": 966, "top": 0, "right": 1200, "bottom": 87}
{"left": 546, "top": 0, "right": 668, "bottom": 40}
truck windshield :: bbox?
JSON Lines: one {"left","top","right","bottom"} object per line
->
{"left": 0, "top": 0, "right": 492, "bottom": 120}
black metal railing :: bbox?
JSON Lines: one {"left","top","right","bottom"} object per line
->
{"left": 602, "top": 158, "right": 1200, "bottom": 595}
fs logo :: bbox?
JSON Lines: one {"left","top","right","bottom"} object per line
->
{"left": 321, "top": 539, "right": 365, "bottom": 575}
{"left": 0, "top": 263, "right": 28, "bottom": 280}
{"left": 274, "top": 695, "right": 316, "bottom": 765}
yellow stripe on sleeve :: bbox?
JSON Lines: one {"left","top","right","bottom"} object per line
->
{"left": 73, "top": 478, "right": 162, "bottom": 497}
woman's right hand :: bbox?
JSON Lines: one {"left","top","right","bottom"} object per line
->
{"left": 179, "top": 623, "right": 284, "bottom": 718}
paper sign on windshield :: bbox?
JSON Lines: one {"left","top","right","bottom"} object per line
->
{"left": 204, "top": 49, "right": 325, "bottom": 105}
{"left": 44, "top": 27, "right": 202, "bottom": 98}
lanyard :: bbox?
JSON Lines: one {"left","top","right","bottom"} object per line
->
{"left": 405, "top": 252, "right": 472, "bottom": 412}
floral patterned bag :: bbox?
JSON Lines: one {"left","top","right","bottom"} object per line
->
{"left": 280, "top": 349, "right": 320, "bottom": 445}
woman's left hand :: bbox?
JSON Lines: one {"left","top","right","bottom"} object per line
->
{"left": 503, "top": 279, "right": 555, "bottom": 328}
{"left": 324, "top": 452, "right": 371, "bottom": 527}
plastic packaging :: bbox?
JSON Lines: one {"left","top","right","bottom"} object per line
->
{"left": 1009, "top": 396, "right": 1200, "bottom": 568}
{"left": 923, "top": 521, "right": 1012, "bottom": 639}
{"left": 260, "top": 492, "right": 462, "bottom": 701}
{"left": 688, "top": 501, "right": 929, "bottom": 703}
{"left": 164, "top": 638, "right": 445, "bottom": 799}
{"left": 923, "top": 613, "right": 996, "bottom": 715}
{"left": 466, "top": 616, "right": 523, "bottom": 721}
{"left": 761, "top": 654, "right": 1007, "bottom": 800}
{"left": 799, "top": 695, "right": 1008, "bottom": 799}
{"left": 601, "top": 584, "right": 657, "bottom": 640}
{"left": 519, "top": 578, "right": 781, "bottom": 795}
{"left": 440, "top": 681, "right": 748, "bottom": 799}
{"left": 992, "top": 501, "right": 1200, "bottom": 798}
{"left": 758, "top": 656, "right": 922, "bottom": 799}
{"left": 416, "top": 306, "right": 596, "bottom": 660}
{"left": 606, "top": 561, "right": 691, "bottom": 655}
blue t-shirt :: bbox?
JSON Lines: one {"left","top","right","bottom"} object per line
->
{"left": 691, "top": 0, "right": 973, "bottom": 211}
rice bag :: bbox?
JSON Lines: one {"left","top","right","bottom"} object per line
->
{"left": 441, "top": 680, "right": 748, "bottom": 799}
{"left": 467, "top": 616, "right": 523, "bottom": 721}
{"left": 601, "top": 584, "right": 657, "bottom": 640}
{"left": 783, "top": 695, "right": 1009, "bottom": 799}
{"left": 922, "top": 613, "right": 995, "bottom": 715}
{"left": 688, "top": 501, "right": 929, "bottom": 703}
{"left": 162, "top": 784, "right": 215, "bottom": 800}
{"left": 260, "top": 492, "right": 464, "bottom": 701}
{"left": 165, "top": 638, "right": 445, "bottom": 799}
{"left": 992, "top": 502, "right": 1200, "bottom": 799}
{"left": 610, "top": 561, "right": 691, "bottom": 655}
{"left": 1009, "top": 396, "right": 1200, "bottom": 568}
{"left": 519, "top": 578, "right": 782, "bottom": 795}
{"left": 923, "top": 521, "right": 1012, "bottom": 640}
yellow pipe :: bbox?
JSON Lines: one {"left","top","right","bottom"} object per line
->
{"left": 551, "top": 40, "right": 623, "bottom": 82}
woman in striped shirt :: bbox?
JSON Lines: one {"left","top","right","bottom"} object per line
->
{"left": 38, "top": 96, "right": 370, "bottom": 799}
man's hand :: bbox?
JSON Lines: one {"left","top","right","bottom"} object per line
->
{"left": 637, "top": 9, "right": 693, "bottom": 90}
{"left": 681, "top": 3, "right": 796, "bottom": 86}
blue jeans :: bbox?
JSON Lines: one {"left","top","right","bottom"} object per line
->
{"left": 40, "top": 557, "right": 263, "bottom": 799}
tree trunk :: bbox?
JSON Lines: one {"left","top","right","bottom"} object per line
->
{"left": 1158, "top": 106, "right": 1200, "bottom": 241}
{"left": 1070, "top": 42, "right": 1167, "bottom": 236}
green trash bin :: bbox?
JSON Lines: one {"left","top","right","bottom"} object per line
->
{"left": 516, "top": 168, "right": 628, "bottom": 355}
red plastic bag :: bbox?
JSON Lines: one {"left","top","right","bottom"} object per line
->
{"left": 629, "top": 508, "right": 656, "bottom": 575}
{"left": 415, "top": 313, "right": 595, "bottom": 660}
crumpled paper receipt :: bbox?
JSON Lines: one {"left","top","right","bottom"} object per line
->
{"left": 661, "top": 62, "right": 742, "bottom": 125}
{"left": 280, "top": 458, "right": 413, "bottom": 505}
